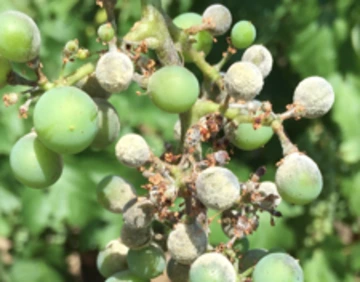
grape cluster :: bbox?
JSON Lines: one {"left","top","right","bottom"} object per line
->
{"left": 1, "top": 2, "right": 336, "bottom": 281}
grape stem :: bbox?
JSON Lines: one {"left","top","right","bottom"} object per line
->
{"left": 63, "top": 63, "right": 95, "bottom": 86}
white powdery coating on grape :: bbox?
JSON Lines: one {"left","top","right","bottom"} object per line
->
{"left": 275, "top": 152, "right": 323, "bottom": 205}
{"left": 202, "top": 4, "right": 232, "bottom": 36}
{"left": 95, "top": 51, "right": 134, "bottom": 93}
{"left": 196, "top": 166, "right": 240, "bottom": 210}
{"left": 97, "top": 239, "right": 128, "bottom": 278}
{"left": 167, "top": 222, "right": 208, "bottom": 265}
{"left": 224, "top": 62, "right": 264, "bottom": 101}
{"left": 242, "top": 45, "right": 273, "bottom": 78}
{"left": 293, "top": 76, "right": 335, "bottom": 119}
{"left": 258, "top": 181, "right": 282, "bottom": 208}
{"left": 123, "top": 198, "right": 154, "bottom": 229}
{"left": 120, "top": 224, "right": 152, "bottom": 249}
{"left": 115, "top": 133, "right": 151, "bottom": 167}
{"left": 189, "top": 252, "right": 237, "bottom": 282}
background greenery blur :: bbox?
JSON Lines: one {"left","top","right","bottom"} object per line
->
{"left": 0, "top": 0, "right": 359, "bottom": 281}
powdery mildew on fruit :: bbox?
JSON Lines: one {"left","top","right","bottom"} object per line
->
{"left": 242, "top": 45, "right": 273, "bottom": 78}
{"left": 202, "top": 4, "right": 232, "bottom": 36}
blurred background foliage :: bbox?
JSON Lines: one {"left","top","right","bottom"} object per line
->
{"left": 0, "top": 0, "right": 359, "bottom": 281}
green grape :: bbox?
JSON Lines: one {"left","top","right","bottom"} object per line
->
{"left": 64, "top": 40, "right": 79, "bottom": 56}
{"left": 33, "top": 86, "right": 99, "bottom": 154}
{"left": 242, "top": 45, "right": 273, "bottom": 78}
{"left": 0, "top": 11, "right": 41, "bottom": 62}
{"left": 148, "top": 65, "right": 199, "bottom": 113}
{"left": 97, "top": 239, "right": 128, "bottom": 278}
{"left": 127, "top": 243, "right": 166, "bottom": 279}
{"left": 173, "top": 13, "right": 213, "bottom": 62}
{"left": 91, "top": 98, "right": 120, "bottom": 150}
{"left": 202, "top": 4, "right": 232, "bottom": 36}
{"left": 105, "top": 270, "right": 150, "bottom": 282}
{"left": 115, "top": 134, "right": 151, "bottom": 167}
{"left": 120, "top": 224, "right": 152, "bottom": 249}
{"left": 252, "top": 253, "right": 304, "bottom": 282}
{"left": 239, "top": 249, "right": 268, "bottom": 273}
{"left": 0, "top": 55, "right": 11, "bottom": 88}
{"left": 167, "top": 222, "right": 207, "bottom": 265}
{"left": 77, "top": 73, "right": 111, "bottom": 99}
{"left": 195, "top": 167, "right": 240, "bottom": 210}
{"left": 224, "top": 119, "right": 273, "bottom": 151}
{"left": 189, "top": 252, "right": 237, "bottom": 282}
{"left": 293, "top": 76, "right": 335, "bottom": 119}
{"left": 231, "top": 20, "right": 256, "bottom": 49}
{"left": 98, "top": 23, "right": 115, "bottom": 42}
{"left": 275, "top": 152, "right": 323, "bottom": 205}
{"left": 166, "top": 258, "right": 190, "bottom": 282}
{"left": 10, "top": 132, "right": 63, "bottom": 188}
{"left": 97, "top": 175, "right": 137, "bottom": 213}
{"left": 95, "top": 51, "right": 134, "bottom": 93}
{"left": 123, "top": 198, "right": 154, "bottom": 229}
{"left": 233, "top": 237, "right": 250, "bottom": 254}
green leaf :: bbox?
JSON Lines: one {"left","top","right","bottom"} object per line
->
{"left": 303, "top": 249, "right": 339, "bottom": 282}
{"left": 0, "top": 184, "right": 21, "bottom": 214}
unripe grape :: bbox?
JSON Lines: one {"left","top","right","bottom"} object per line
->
{"left": 97, "top": 175, "right": 137, "bottom": 213}
{"left": 97, "top": 239, "right": 128, "bottom": 278}
{"left": 98, "top": 23, "right": 115, "bottom": 42}
{"left": 120, "top": 224, "right": 152, "bottom": 249}
{"left": 33, "top": 86, "right": 99, "bottom": 154}
{"left": 231, "top": 21, "right": 256, "bottom": 49}
{"left": 123, "top": 198, "right": 155, "bottom": 229}
{"left": 173, "top": 13, "right": 213, "bottom": 62}
{"left": 224, "top": 62, "right": 264, "bottom": 101}
{"left": 77, "top": 73, "right": 111, "bottom": 99}
{"left": 10, "top": 132, "right": 63, "bottom": 188}
{"left": 0, "top": 11, "right": 41, "bottom": 62}
{"left": 293, "top": 76, "right": 335, "bottom": 119}
{"left": 257, "top": 181, "right": 281, "bottom": 209}
{"left": 242, "top": 45, "right": 273, "bottom": 78}
{"left": 148, "top": 66, "right": 199, "bottom": 113}
{"left": 0, "top": 56, "right": 11, "bottom": 88}
{"left": 252, "top": 253, "right": 304, "bottom": 282}
{"left": 239, "top": 249, "right": 268, "bottom": 273}
{"left": 105, "top": 270, "right": 150, "bottom": 282}
{"left": 127, "top": 243, "right": 166, "bottom": 279}
{"left": 166, "top": 258, "right": 190, "bottom": 282}
{"left": 202, "top": 4, "right": 232, "bottom": 36}
{"left": 189, "top": 252, "right": 237, "bottom": 282}
{"left": 195, "top": 167, "right": 240, "bottom": 210}
{"left": 91, "top": 98, "right": 120, "bottom": 150}
{"left": 64, "top": 40, "right": 79, "bottom": 56}
{"left": 275, "top": 152, "right": 323, "bottom": 205}
{"left": 95, "top": 51, "right": 134, "bottom": 93}
{"left": 115, "top": 134, "right": 151, "bottom": 167}
{"left": 167, "top": 222, "right": 208, "bottom": 265}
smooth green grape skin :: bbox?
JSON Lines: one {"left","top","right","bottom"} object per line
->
{"left": 91, "top": 98, "right": 120, "bottom": 150}
{"left": 189, "top": 252, "right": 237, "bottom": 282}
{"left": 224, "top": 120, "right": 273, "bottom": 151}
{"left": 202, "top": 4, "right": 232, "bottom": 36}
{"left": 97, "top": 239, "right": 129, "bottom": 278}
{"left": 173, "top": 13, "right": 213, "bottom": 62}
{"left": 64, "top": 40, "right": 79, "bottom": 56}
{"left": 105, "top": 270, "right": 150, "bottom": 282}
{"left": 166, "top": 258, "right": 190, "bottom": 282}
{"left": 98, "top": 23, "right": 115, "bottom": 42}
{"left": 127, "top": 243, "right": 166, "bottom": 279}
{"left": 10, "top": 132, "right": 63, "bottom": 189}
{"left": 97, "top": 175, "right": 137, "bottom": 213}
{"left": 231, "top": 20, "right": 256, "bottom": 49}
{"left": 275, "top": 152, "right": 323, "bottom": 205}
{"left": 0, "top": 11, "right": 41, "bottom": 62}
{"left": 0, "top": 56, "right": 11, "bottom": 88}
{"left": 148, "top": 66, "right": 199, "bottom": 113}
{"left": 33, "top": 86, "right": 99, "bottom": 154}
{"left": 252, "top": 253, "right": 304, "bottom": 282}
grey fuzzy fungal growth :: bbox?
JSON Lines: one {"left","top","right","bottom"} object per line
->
{"left": 242, "top": 45, "right": 273, "bottom": 78}
{"left": 202, "top": 4, "right": 232, "bottom": 36}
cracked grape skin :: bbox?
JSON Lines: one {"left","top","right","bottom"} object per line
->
{"left": 275, "top": 152, "right": 323, "bottom": 205}
{"left": 33, "top": 86, "right": 99, "bottom": 154}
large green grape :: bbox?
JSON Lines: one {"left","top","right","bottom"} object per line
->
{"left": 105, "top": 270, "right": 150, "bottom": 282}
{"left": 148, "top": 66, "right": 199, "bottom": 113}
{"left": 252, "top": 253, "right": 304, "bottom": 282}
{"left": 0, "top": 55, "right": 11, "bottom": 87}
{"left": 189, "top": 252, "right": 237, "bottom": 282}
{"left": 127, "top": 243, "right": 166, "bottom": 279}
{"left": 0, "top": 10, "right": 41, "bottom": 62}
{"left": 173, "top": 13, "right": 213, "bottom": 62}
{"left": 275, "top": 152, "right": 323, "bottom": 205}
{"left": 231, "top": 21, "right": 256, "bottom": 49}
{"left": 239, "top": 249, "right": 268, "bottom": 273}
{"left": 91, "top": 98, "right": 120, "bottom": 150}
{"left": 10, "top": 132, "right": 63, "bottom": 188}
{"left": 224, "top": 119, "right": 273, "bottom": 151}
{"left": 33, "top": 86, "right": 99, "bottom": 154}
